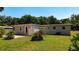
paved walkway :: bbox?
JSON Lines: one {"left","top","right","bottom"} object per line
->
{"left": 14, "top": 35, "right": 25, "bottom": 38}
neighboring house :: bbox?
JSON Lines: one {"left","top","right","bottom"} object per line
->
{"left": 13, "top": 24, "right": 71, "bottom": 35}
{"left": 0, "top": 26, "right": 13, "bottom": 31}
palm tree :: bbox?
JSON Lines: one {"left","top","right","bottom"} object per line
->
{"left": 0, "top": 7, "right": 4, "bottom": 12}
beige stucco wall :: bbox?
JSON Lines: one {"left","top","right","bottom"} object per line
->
{"left": 39, "top": 25, "right": 71, "bottom": 35}
{"left": 14, "top": 24, "right": 39, "bottom": 35}
{"left": 14, "top": 25, "right": 25, "bottom": 35}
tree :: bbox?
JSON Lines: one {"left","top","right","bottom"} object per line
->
{"left": 0, "top": 16, "right": 20, "bottom": 26}
{"left": 5, "top": 16, "right": 13, "bottom": 25}
{"left": 0, "top": 7, "right": 4, "bottom": 12}
{"left": 0, "top": 16, "right": 6, "bottom": 26}
{"left": 48, "top": 16, "right": 58, "bottom": 24}
{"left": 71, "top": 14, "right": 79, "bottom": 24}
{"left": 37, "top": 16, "right": 48, "bottom": 25}
{"left": 20, "top": 15, "right": 33, "bottom": 24}
{"left": 70, "top": 14, "right": 77, "bottom": 24}
{"left": 61, "top": 18, "right": 70, "bottom": 24}
{"left": 70, "top": 14, "right": 79, "bottom": 30}
{"left": 74, "top": 15, "right": 79, "bottom": 24}
{"left": 11, "top": 17, "right": 20, "bottom": 25}
{"left": 32, "top": 16, "right": 39, "bottom": 24}
{"left": 0, "top": 7, "right": 5, "bottom": 26}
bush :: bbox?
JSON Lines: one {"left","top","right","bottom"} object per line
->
{"left": 0, "top": 28, "right": 5, "bottom": 38}
{"left": 31, "top": 30, "right": 43, "bottom": 41}
{"left": 4, "top": 31, "right": 15, "bottom": 40}
{"left": 69, "top": 33, "right": 79, "bottom": 51}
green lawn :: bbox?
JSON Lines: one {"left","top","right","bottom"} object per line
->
{"left": 0, "top": 35, "right": 71, "bottom": 51}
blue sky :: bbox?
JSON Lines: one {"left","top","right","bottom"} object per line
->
{"left": 1, "top": 7, "right": 79, "bottom": 19}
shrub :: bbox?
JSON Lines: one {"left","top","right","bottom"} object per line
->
{"left": 31, "top": 30, "right": 43, "bottom": 41}
{"left": 69, "top": 33, "right": 79, "bottom": 51}
{"left": 0, "top": 28, "right": 5, "bottom": 38}
{"left": 40, "top": 28, "right": 45, "bottom": 34}
{"left": 4, "top": 30, "right": 15, "bottom": 40}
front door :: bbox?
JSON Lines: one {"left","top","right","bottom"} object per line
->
{"left": 26, "top": 27, "right": 28, "bottom": 34}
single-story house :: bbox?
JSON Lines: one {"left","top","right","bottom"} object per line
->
{"left": 13, "top": 24, "right": 71, "bottom": 35}
{"left": 13, "top": 24, "right": 39, "bottom": 35}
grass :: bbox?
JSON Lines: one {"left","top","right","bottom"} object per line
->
{"left": 0, "top": 35, "right": 71, "bottom": 51}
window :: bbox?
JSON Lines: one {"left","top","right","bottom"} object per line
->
{"left": 26, "top": 27, "right": 27, "bottom": 33}
{"left": 62, "top": 26, "right": 65, "bottom": 30}
{"left": 53, "top": 26, "right": 56, "bottom": 30}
